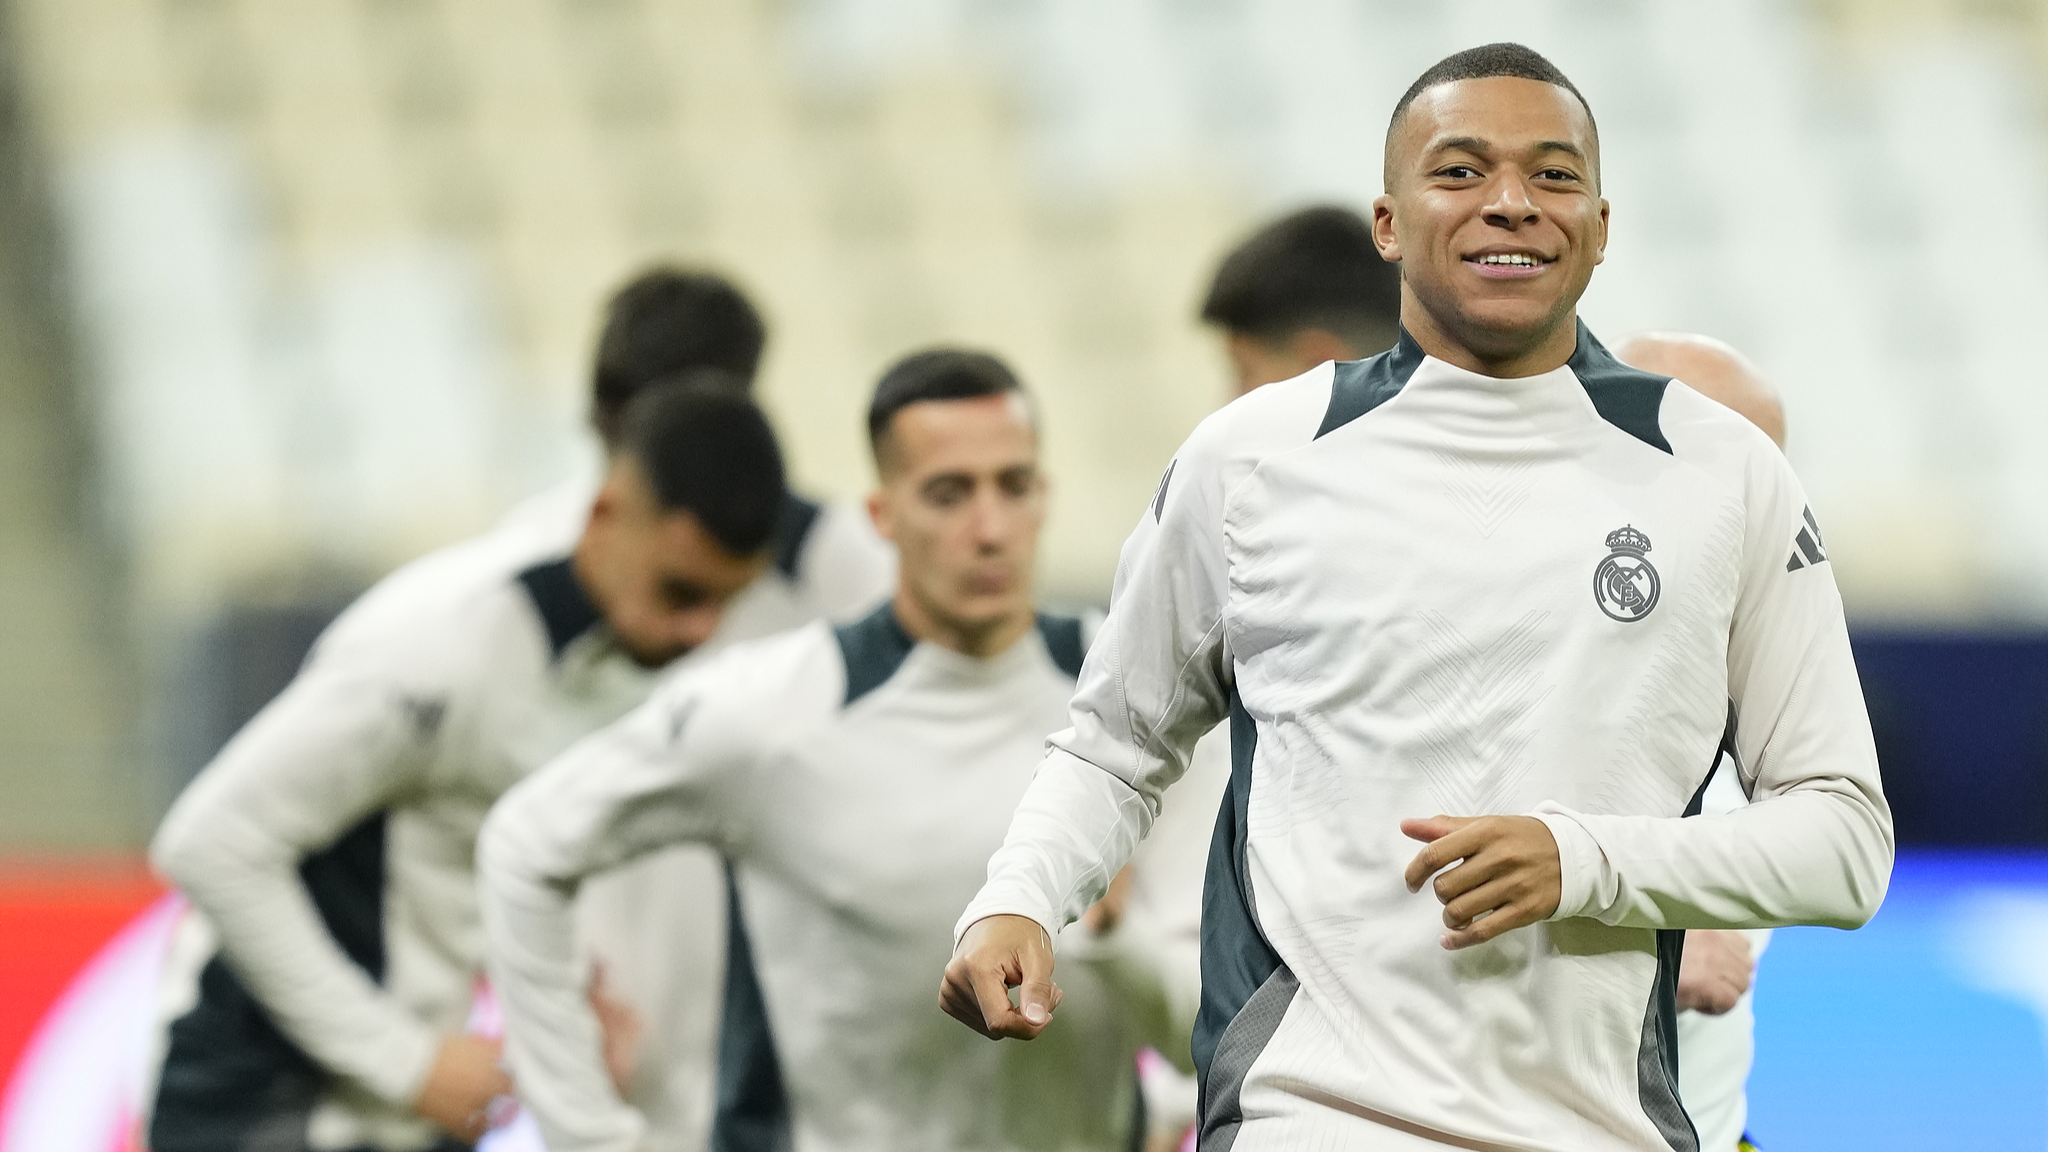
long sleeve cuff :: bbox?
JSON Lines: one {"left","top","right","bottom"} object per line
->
{"left": 1534, "top": 803, "right": 1605, "bottom": 922}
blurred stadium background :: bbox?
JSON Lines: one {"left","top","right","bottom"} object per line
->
{"left": 1, "top": 0, "right": 2046, "bottom": 1148}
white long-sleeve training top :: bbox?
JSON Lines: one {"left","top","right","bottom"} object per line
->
{"left": 502, "top": 478, "right": 895, "bottom": 1152}
{"left": 957, "top": 324, "right": 1893, "bottom": 1152}
{"left": 147, "top": 484, "right": 890, "bottom": 1152}
{"left": 479, "top": 606, "right": 1166, "bottom": 1152}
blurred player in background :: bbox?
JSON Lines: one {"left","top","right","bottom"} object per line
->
{"left": 946, "top": 42, "right": 1891, "bottom": 1151}
{"left": 1199, "top": 205, "right": 1404, "bottom": 397}
{"left": 146, "top": 382, "right": 787, "bottom": 1152}
{"left": 479, "top": 350, "right": 1167, "bottom": 1152}
{"left": 513, "top": 269, "right": 894, "bottom": 1152}
{"left": 1617, "top": 331, "right": 1789, "bottom": 1152}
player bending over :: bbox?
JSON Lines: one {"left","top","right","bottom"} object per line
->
{"left": 147, "top": 382, "right": 786, "bottom": 1152}
{"left": 505, "top": 268, "right": 893, "bottom": 1152}
{"left": 479, "top": 351, "right": 1166, "bottom": 1152}
{"left": 943, "top": 42, "right": 1892, "bottom": 1152}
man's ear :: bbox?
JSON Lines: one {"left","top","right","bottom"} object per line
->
{"left": 1371, "top": 194, "right": 1402, "bottom": 263}
{"left": 1594, "top": 197, "right": 1610, "bottom": 266}
{"left": 866, "top": 489, "right": 895, "bottom": 544}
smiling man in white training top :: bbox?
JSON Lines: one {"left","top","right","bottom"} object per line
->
{"left": 942, "top": 42, "right": 1893, "bottom": 1152}
{"left": 479, "top": 350, "right": 1162, "bottom": 1152}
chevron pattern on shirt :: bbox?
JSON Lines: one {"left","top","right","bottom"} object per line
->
{"left": 1436, "top": 450, "right": 1538, "bottom": 538}
{"left": 1406, "top": 610, "right": 1553, "bottom": 816}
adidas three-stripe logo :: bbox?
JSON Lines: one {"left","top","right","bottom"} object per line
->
{"left": 1785, "top": 506, "right": 1828, "bottom": 571}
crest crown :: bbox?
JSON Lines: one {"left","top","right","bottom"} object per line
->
{"left": 1605, "top": 524, "right": 1652, "bottom": 554}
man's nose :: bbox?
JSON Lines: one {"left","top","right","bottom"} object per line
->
{"left": 1482, "top": 172, "right": 1539, "bottom": 228}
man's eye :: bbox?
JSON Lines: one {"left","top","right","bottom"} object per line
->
{"left": 1536, "top": 168, "right": 1578, "bottom": 182}
{"left": 1436, "top": 165, "right": 1480, "bottom": 180}
{"left": 923, "top": 478, "right": 972, "bottom": 506}
{"left": 998, "top": 468, "right": 1037, "bottom": 498}
{"left": 661, "top": 581, "right": 709, "bottom": 609}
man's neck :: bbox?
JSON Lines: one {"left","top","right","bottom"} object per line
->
{"left": 1402, "top": 304, "right": 1580, "bottom": 380}
{"left": 892, "top": 588, "right": 1035, "bottom": 660}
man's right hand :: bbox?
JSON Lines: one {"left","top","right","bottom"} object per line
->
{"left": 414, "top": 1034, "right": 513, "bottom": 1142}
{"left": 939, "top": 914, "right": 1063, "bottom": 1040}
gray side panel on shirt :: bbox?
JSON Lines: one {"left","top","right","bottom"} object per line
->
{"left": 711, "top": 864, "right": 792, "bottom": 1152}
{"left": 1200, "top": 965, "right": 1299, "bottom": 1152}
{"left": 1639, "top": 928, "right": 1701, "bottom": 1152}
{"left": 1194, "top": 694, "right": 1289, "bottom": 1150}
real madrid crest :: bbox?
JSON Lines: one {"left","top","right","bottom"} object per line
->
{"left": 1593, "top": 525, "right": 1659, "bottom": 622}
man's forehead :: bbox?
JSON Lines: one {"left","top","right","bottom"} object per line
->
{"left": 880, "top": 393, "right": 1036, "bottom": 477}
{"left": 1396, "top": 76, "right": 1596, "bottom": 160}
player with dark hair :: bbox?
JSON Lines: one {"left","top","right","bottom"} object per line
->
{"left": 476, "top": 348, "right": 1165, "bottom": 1152}
{"left": 486, "top": 268, "right": 892, "bottom": 1151}
{"left": 506, "top": 266, "right": 892, "bottom": 639}
{"left": 147, "top": 382, "right": 787, "bottom": 1152}
{"left": 1199, "top": 205, "right": 1404, "bottom": 394}
{"left": 591, "top": 268, "right": 767, "bottom": 445}
{"left": 945, "top": 42, "right": 1891, "bottom": 1152}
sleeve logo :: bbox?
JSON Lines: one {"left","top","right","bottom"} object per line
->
{"left": 1593, "top": 524, "right": 1660, "bottom": 622}
{"left": 1785, "top": 506, "right": 1828, "bottom": 571}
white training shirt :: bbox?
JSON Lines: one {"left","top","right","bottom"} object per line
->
{"left": 511, "top": 478, "right": 896, "bottom": 1152}
{"left": 149, "top": 478, "right": 891, "bottom": 1152}
{"left": 958, "top": 325, "right": 1893, "bottom": 1152}
{"left": 150, "top": 526, "right": 659, "bottom": 1152}
{"left": 479, "top": 607, "right": 1164, "bottom": 1152}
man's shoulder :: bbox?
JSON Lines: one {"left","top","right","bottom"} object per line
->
{"left": 1179, "top": 362, "right": 1338, "bottom": 477}
{"left": 314, "top": 526, "right": 563, "bottom": 675}
{"left": 1657, "top": 382, "right": 1800, "bottom": 500}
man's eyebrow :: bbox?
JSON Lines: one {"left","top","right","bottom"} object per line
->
{"left": 1428, "top": 135, "right": 1492, "bottom": 157}
{"left": 1532, "top": 139, "right": 1589, "bottom": 164}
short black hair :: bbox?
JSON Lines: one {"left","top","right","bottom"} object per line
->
{"left": 1200, "top": 205, "right": 1402, "bottom": 350}
{"left": 866, "top": 348, "right": 1026, "bottom": 458}
{"left": 615, "top": 373, "right": 785, "bottom": 555}
{"left": 593, "top": 268, "right": 767, "bottom": 446}
{"left": 1390, "top": 42, "right": 1596, "bottom": 136}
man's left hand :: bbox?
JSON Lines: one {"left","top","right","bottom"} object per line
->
{"left": 1402, "top": 815, "right": 1562, "bottom": 950}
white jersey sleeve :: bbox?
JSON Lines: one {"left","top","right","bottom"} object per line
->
{"left": 1538, "top": 413, "right": 1894, "bottom": 931}
{"left": 148, "top": 611, "right": 451, "bottom": 1105}
{"left": 477, "top": 631, "right": 821, "bottom": 1152}
{"left": 956, "top": 381, "right": 1322, "bottom": 946}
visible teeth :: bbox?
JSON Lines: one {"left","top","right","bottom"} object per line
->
{"left": 1477, "top": 253, "right": 1541, "bottom": 266}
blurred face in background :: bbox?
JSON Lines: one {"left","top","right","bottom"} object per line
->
{"left": 1374, "top": 76, "right": 1607, "bottom": 373}
{"left": 574, "top": 459, "right": 770, "bottom": 667}
{"left": 869, "top": 393, "right": 1046, "bottom": 654}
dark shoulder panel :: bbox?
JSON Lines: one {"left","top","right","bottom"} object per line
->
{"left": 834, "top": 601, "right": 916, "bottom": 706}
{"left": 1315, "top": 328, "right": 1425, "bottom": 439}
{"left": 1568, "top": 320, "right": 1673, "bottom": 455}
{"left": 768, "top": 492, "right": 824, "bottom": 581}
{"left": 1035, "top": 612, "right": 1086, "bottom": 679}
{"left": 516, "top": 557, "right": 603, "bottom": 661}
